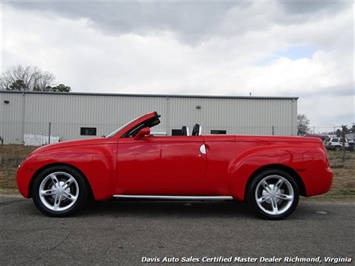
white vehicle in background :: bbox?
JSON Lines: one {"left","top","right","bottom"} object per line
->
{"left": 325, "top": 137, "right": 349, "bottom": 151}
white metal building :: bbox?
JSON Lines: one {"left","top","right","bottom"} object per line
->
{"left": 0, "top": 91, "right": 298, "bottom": 145}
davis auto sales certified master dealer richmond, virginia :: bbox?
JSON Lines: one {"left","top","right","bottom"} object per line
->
{"left": 141, "top": 256, "right": 352, "bottom": 264}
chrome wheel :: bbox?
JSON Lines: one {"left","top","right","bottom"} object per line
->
{"left": 39, "top": 172, "right": 79, "bottom": 212}
{"left": 248, "top": 169, "right": 299, "bottom": 220}
{"left": 255, "top": 175, "right": 294, "bottom": 216}
{"left": 32, "top": 166, "right": 88, "bottom": 217}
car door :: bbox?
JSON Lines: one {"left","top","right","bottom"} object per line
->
{"left": 116, "top": 135, "right": 207, "bottom": 194}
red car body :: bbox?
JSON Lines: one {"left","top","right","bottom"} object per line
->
{"left": 16, "top": 111, "right": 332, "bottom": 219}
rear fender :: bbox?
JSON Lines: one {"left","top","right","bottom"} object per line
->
{"left": 227, "top": 147, "right": 293, "bottom": 200}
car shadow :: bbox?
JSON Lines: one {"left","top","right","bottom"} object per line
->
{"left": 81, "top": 199, "right": 255, "bottom": 219}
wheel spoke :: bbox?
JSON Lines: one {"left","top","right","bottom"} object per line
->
{"left": 270, "top": 198, "right": 279, "bottom": 214}
{"left": 62, "top": 177, "right": 75, "bottom": 190}
{"left": 275, "top": 179, "right": 284, "bottom": 190}
{"left": 257, "top": 193, "right": 270, "bottom": 203}
{"left": 49, "top": 174, "right": 59, "bottom": 186}
{"left": 62, "top": 191, "right": 77, "bottom": 202}
{"left": 40, "top": 189, "right": 56, "bottom": 197}
{"left": 261, "top": 180, "right": 272, "bottom": 191}
{"left": 277, "top": 193, "right": 293, "bottom": 201}
{"left": 53, "top": 194, "right": 62, "bottom": 210}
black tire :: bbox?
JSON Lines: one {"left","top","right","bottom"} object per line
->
{"left": 32, "top": 165, "right": 89, "bottom": 217}
{"left": 247, "top": 169, "right": 299, "bottom": 220}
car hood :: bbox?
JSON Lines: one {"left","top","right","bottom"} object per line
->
{"left": 30, "top": 138, "right": 113, "bottom": 155}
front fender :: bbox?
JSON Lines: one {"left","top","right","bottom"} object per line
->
{"left": 18, "top": 144, "right": 117, "bottom": 200}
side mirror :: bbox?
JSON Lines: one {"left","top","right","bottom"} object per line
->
{"left": 134, "top": 127, "right": 151, "bottom": 140}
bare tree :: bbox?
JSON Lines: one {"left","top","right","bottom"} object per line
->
{"left": 0, "top": 65, "right": 56, "bottom": 91}
{"left": 297, "top": 114, "right": 310, "bottom": 136}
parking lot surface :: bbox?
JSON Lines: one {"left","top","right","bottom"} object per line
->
{"left": 0, "top": 195, "right": 354, "bottom": 265}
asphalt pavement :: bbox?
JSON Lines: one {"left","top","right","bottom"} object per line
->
{"left": 0, "top": 194, "right": 354, "bottom": 266}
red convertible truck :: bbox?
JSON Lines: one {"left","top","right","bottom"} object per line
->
{"left": 16, "top": 111, "right": 332, "bottom": 219}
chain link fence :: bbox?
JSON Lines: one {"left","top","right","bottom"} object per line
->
{"left": 1, "top": 120, "right": 298, "bottom": 146}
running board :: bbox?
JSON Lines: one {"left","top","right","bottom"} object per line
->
{"left": 113, "top": 195, "right": 233, "bottom": 200}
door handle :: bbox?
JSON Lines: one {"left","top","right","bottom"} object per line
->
{"left": 200, "top": 144, "right": 207, "bottom": 155}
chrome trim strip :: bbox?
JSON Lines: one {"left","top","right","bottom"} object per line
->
{"left": 113, "top": 195, "right": 233, "bottom": 200}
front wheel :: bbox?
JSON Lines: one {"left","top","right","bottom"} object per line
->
{"left": 32, "top": 166, "right": 89, "bottom": 217}
{"left": 247, "top": 169, "right": 299, "bottom": 220}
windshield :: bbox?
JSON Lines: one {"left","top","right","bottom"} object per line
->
{"left": 106, "top": 112, "right": 160, "bottom": 138}
{"left": 122, "top": 116, "right": 160, "bottom": 138}
{"left": 105, "top": 116, "right": 142, "bottom": 138}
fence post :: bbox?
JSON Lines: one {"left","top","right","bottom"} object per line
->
{"left": 48, "top": 122, "right": 52, "bottom": 145}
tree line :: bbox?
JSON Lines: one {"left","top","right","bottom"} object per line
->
{"left": 298, "top": 113, "right": 354, "bottom": 137}
{"left": 0, "top": 65, "right": 70, "bottom": 92}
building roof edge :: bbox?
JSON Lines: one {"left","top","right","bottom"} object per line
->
{"left": 0, "top": 90, "right": 299, "bottom": 100}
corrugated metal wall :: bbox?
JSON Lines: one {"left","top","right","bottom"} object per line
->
{"left": 1, "top": 92, "right": 25, "bottom": 144}
{"left": 168, "top": 97, "right": 297, "bottom": 136}
{"left": 0, "top": 91, "right": 297, "bottom": 144}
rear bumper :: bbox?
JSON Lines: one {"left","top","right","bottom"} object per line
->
{"left": 302, "top": 167, "right": 333, "bottom": 197}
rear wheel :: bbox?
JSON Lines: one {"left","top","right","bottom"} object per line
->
{"left": 32, "top": 166, "right": 89, "bottom": 217}
{"left": 247, "top": 169, "right": 299, "bottom": 220}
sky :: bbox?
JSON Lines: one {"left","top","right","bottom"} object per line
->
{"left": 0, "top": 0, "right": 354, "bottom": 133}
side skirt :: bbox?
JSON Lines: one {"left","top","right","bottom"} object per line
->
{"left": 113, "top": 195, "right": 234, "bottom": 200}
